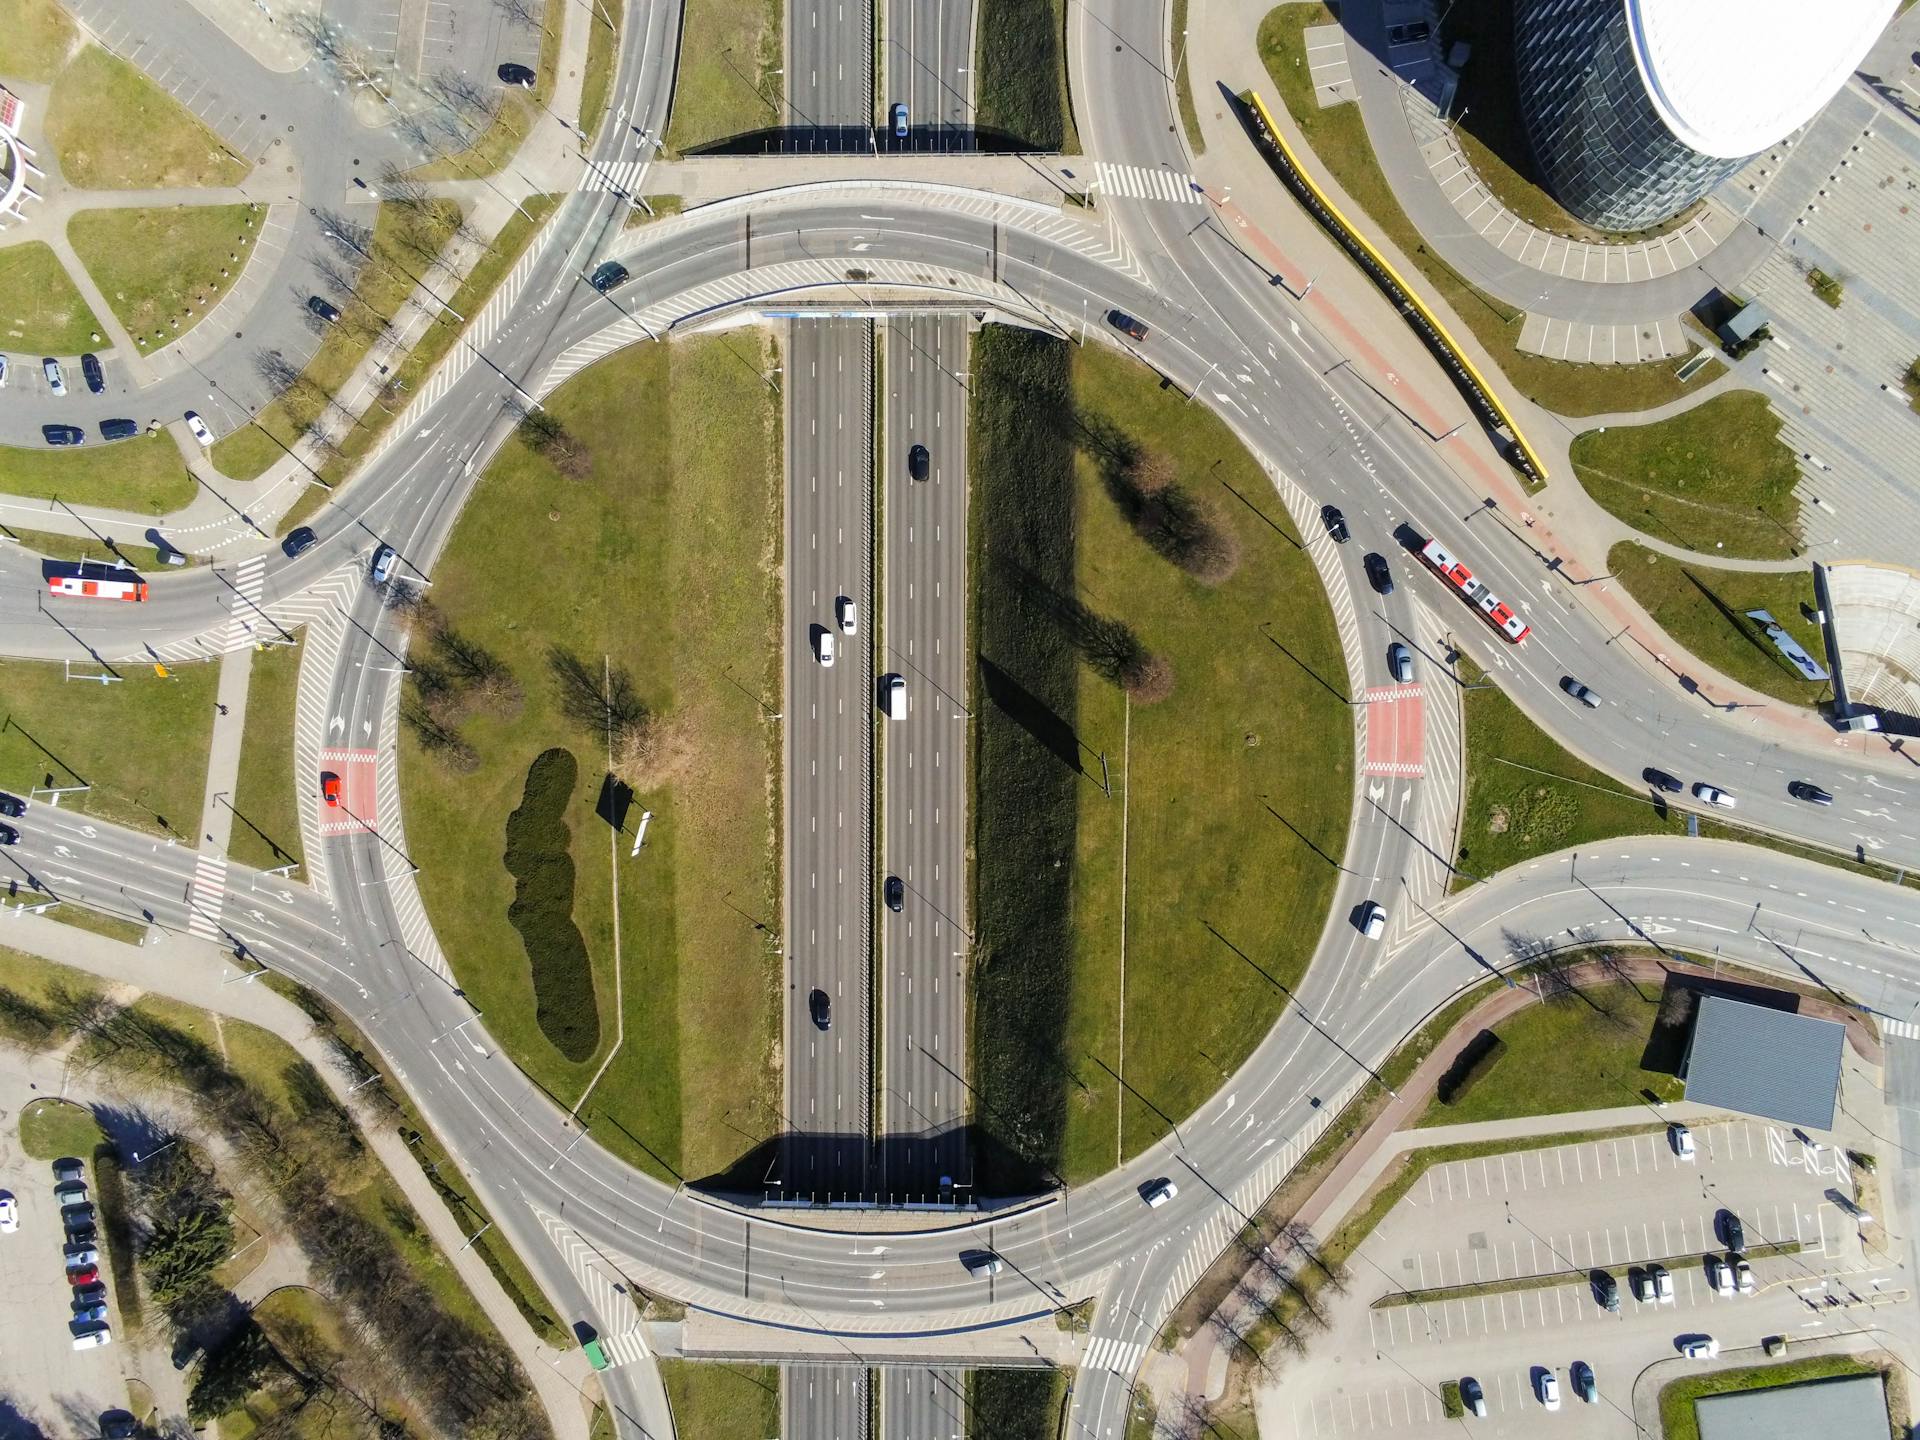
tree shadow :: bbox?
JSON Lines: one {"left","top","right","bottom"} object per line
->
{"left": 978, "top": 658, "right": 1084, "bottom": 776}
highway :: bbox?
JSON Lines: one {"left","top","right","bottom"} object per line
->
{"left": 785, "top": 317, "right": 879, "bottom": 1200}
{"left": 884, "top": 0, "right": 973, "bottom": 145}
{"left": 787, "top": 0, "right": 873, "bottom": 141}
{"left": 879, "top": 313, "right": 972, "bottom": 1202}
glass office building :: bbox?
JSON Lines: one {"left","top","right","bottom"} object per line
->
{"left": 1513, "top": 0, "right": 1895, "bottom": 232}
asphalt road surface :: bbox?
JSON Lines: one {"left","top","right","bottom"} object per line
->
{"left": 879, "top": 314, "right": 972, "bottom": 1201}
{"left": 883, "top": 0, "right": 974, "bottom": 145}
{"left": 787, "top": 0, "right": 874, "bottom": 139}
{"left": 882, "top": 1364, "right": 967, "bottom": 1438}
{"left": 785, "top": 317, "right": 879, "bottom": 1199}
{"left": 785, "top": 1363, "right": 869, "bottom": 1438}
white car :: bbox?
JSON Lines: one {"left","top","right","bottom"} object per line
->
{"left": 1537, "top": 1371, "right": 1560, "bottom": 1410}
{"left": 1691, "top": 782, "right": 1737, "bottom": 809}
{"left": 1736, "top": 1259, "right": 1755, "bottom": 1294}
{"left": 963, "top": 1253, "right": 1003, "bottom": 1278}
{"left": 43, "top": 357, "right": 66, "bottom": 396}
{"left": 0, "top": 354, "right": 9, "bottom": 388}
{"left": 1670, "top": 1123, "right": 1695, "bottom": 1160}
{"left": 836, "top": 595, "right": 858, "bottom": 635}
{"left": 816, "top": 629, "right": 835, "bottom": 668}
{"left": 0, "top": 1192, "right": 15, "bottom": 1232}
{"left": 1142, "top": 1179, "right": 1178, "bottom": 1208}
{"left": 1655, "top": 1266, "right": 1675, "bottom": 1303}
{"left": 1681, "top": 1336, "right": 1719, "bottom": 1359}
{"left": 1358, "top": 901, "right": 1387, "bottom": 940}
{"left": 71, "top": 1326, "right": 112, "bottom": 1350}
{"left": 1710, "top": 1255, "right": 1734, "bottom": 1296}
{"left": 184, "top": 411, "right": 213, "bottom": 446}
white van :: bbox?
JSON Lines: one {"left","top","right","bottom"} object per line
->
{"left": 886, "top": 674, "right": 906, "bottom": 720}
{"left": 816, "top": 630, "right": 835, "bottom": 668}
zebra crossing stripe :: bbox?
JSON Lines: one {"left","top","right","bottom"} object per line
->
{"left": 1095, "top": 162, "right": 1203, "bottom": 205}
{"left": 1883, "top": 1018, "right": 1919, "bottom": 1040}
{"left": 188, "top": 853, "right": 228, "bottom": 940}
{"left": 1081, "top": 1335, "right": 1145, "bottom": 1374}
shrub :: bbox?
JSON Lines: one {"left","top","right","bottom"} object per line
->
{"left": 1120, "top": 649, "right": 1175, "bottom": 704}
{"left": 1808, "top": 268, "right": 1843, "bottom": 308}
{"left": 1111, "top": 449, "right": 1243, "bottom": 584}
{"left": 502, "top": 748, "right": 601, "bottom": 1061}
{"left": 1437, "top": 1030, "right": 1507, "bottom": 1104}
{"left": 1439, "top": 1380, "right": 1464, "bottom": 1418}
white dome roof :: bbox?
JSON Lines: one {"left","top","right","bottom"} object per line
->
{"left": 1625, "top": 0, "right": 1897, "bottom": 158}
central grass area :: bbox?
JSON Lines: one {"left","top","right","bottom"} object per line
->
{"left": 18, "top": 1096, "right": 106, "bottom": 1160}
{"left": 228, "top": 632, "right": 305, "bottom": 875}
{"left": 1657, "top": 1358, "right": 1885, "bottom": 1440}
{"left": 1416, "top": 979, "right": 1683, "bottom": 1125}
{"left": 43, "top": 43, "right": 250, "bottom": 189}
{"left": 0, "top": 428, "right": 197, "bottom": 513}
{"left": 403, "top": 332, "right": 782, "bottom": 1186}
{"left": 1605, "top": 544, "right": 1831, "bottom": 706}
{"left": 974, "top": 0, "right": 1080, "bottom": 151}
{"left": 0, "top": 655, "right": 217, "bottom": 838}
{"left": 1571, "top": 392, "right": 1802, "bottom": 559}
{"left": 661, "top": 0, "right": 780, "bottom": 151}
{"left": 1257, "top": 3, "right": 1724, "bottom": 418}
{"left": 970, "top": 331, "right": 1352, "bottom": 1188}
{"left": 0, "top": 240, "right": 104, "bottom": 353}
{"left": 69, "top": 204, "right": 256, "bottom": 352}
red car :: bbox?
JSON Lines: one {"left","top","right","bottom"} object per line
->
{"left": 67, "top": 1264, "right": 99, "bottom": 1286}
{"left": 321, "top": 772, "right": 341, "bottom": 808}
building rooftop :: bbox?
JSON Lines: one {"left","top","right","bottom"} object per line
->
{"left": 1695, "top": 1373, "right": 1886, "bottom": 1440}
{"left": 1682, "top": 995, "right": 1845, "bottom": 1130}
{"left": 1626, "top": 0, "right": 1897, "bottom": 158}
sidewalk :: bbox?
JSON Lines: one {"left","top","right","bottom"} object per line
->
{"left": 0, "top": 910, "right": 596, "bottom": 1440}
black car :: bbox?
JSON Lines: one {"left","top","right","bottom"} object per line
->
{"left": 283, "top": 526, "right": 318, "bottom": 558}
{"left": 1643, "top": 767, "right": 1684, "bottom": 794}
{"left": 497, "top": 61, "right": 536, "bottom": 88}
{"left": 589, "top": 260, "right": 629, "bottom": 293}
{"left": 308, "top": 296, "right": 341, "bottom": 324}
{"left": 53, "top": 1158, "right": 84, "bottom": 1184}
{"left": 99, "top": 418, "right": 139, "bottom": 441}
{"left": 1719, "top": 1210, "right": 1745, "bottom": 1252}
{"left": 80, "top": 352, "right": 105, "bottom": 394}
{"left": 884, "top": 876, "right": 904, "bottom": 913}
{"left": 62, "top": 1203, "right": 96, "bottom": 1229}
{"left": 0, "top": 823, "right": 16, "bottom": 847}
{"left": 1788, "top": 780, "right": 1834, "bottom": 806}
{"left": 0, "top": 792, "right": 22, "bottom": 818}
{"left": 1321, "top": 505, "right": 1350, "bottom": 543}
{"left": 41, "top": 423, "right": 85, "bottom": 446}
{"left": 1363, "top": 551, "right": 1393, "bottom": 594}
{"left": 1571, "top": 1360, "right": 1596, "bottom": 1404}
{"left": 1106, "top": 309, "right": 1149, "bottom": 341}
{"left": 65, "top": 1224, "right": 98, "bottom": 1248}
{"left": 1591, "top": 1269, "right": 1620, "bottom": 1312}
{"left": 808, "top": 988, "right": 831, "bottom": 1031}
{"left": 908, "top": 443, "right": 930, "bottom": 481}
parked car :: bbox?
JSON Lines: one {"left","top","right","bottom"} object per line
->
{"left": 1644, "top": 767, "right": 1684, "bottom": 794}
{"left": 1789, "top": 780, "right": 1834, "bottom": 806}
{"left": 1461, "top": 1376, "right": 1487, "bottom": 1417}
{"left": 0, "top": 1192, "right": 15, "bottom": 1233}
{"left": 1736, "top": 1259, "right": 1755, "bottom": 1294}
{"left": 55, "top": 1179, "right": 87, "bottom": 1203}
{"left": 1560, "top": 676, "right": 1601, "bottom": 707}
{"left": 1653, "top": 1264, "right": 1675, "bottom": 1303}
{"left": 1388, "top": 642, "right": 1414, "bottom": 683}
{"left": 65, "top": 1248, "right": 99, "bottom": 1269}
{"left": 1633, "top": 1268, "right": 1655, "bottom": 1303}
{"left": 884, "top": 875, "right": 904, "bottom": 913}
{"left": 1692, "top": 781, "right": 1738, "bottom": 809}
{"left": 1363, "top": 552, "right": 1394, "bottom": 594}
{"left": 1718, "top": 1210, "right": 1746, "bottom": 1251}
{"left": 307, "top": 296, "right": 341, "bottom": 324}
{"left": 1709, "top": 1253, "right": 1734, "bottom": 1296}
{"left": 908, "top": 443, "right": 930, "bottom": 481}
{"left": 1680, "top": 1335, "right": 1719, "bottom": 1359}
{"left": 589, "top": 260, "right": 629, "bottom": 293}
{"left": 368, "top": 544, "right": 397, "bottom": 584}
{"left": 1106, "top": 310, "right": 1149, "bottom": 341}
{"left": 41, "top": 423, "right": 85, "bottom": 446}
{"left": 837, "top": 595, "right": 858, "bottom": 634}
{"left": 71, "top": 1326, "right": 112, "bottom": 1350}
{"left": 99, "top": 418, "right": 139, "bottom": 441}
{"left": 497, "top": 61, "right": 535, "bottom": 87}
{"left": 73, "top": 1303, "right": 109, "bottom": 1325}
{"left": 0, "top": 354, "right": 8, "bottom": 387}
{"left": 1320, "top": 504, "right": 1350, "bottom": 543}
{"left": 1536, "top": 1370, "right": 1560, "bottom": 1410}
{"left": 1670, "top": 1123, "right": 1695, "bottom": 1159}
{"left": 1572, "top": 1361, "right": 1596, "bottom": 1404}
{"left": 65, "top": 1225, "right": 98, "bottom": 1249}
{"left": 283, "top": 525, "right": 318, "bottom": 558}
{"left": 79, "top": 352, "right": 104, "bottom": 393}
{"left": 67, "top": 1264, "right": 99, "bottom": 1287}
{"left": 809, "top": 988, "right": 831, "bottom": 1031}
{"left": 43, "top": 357, "right": 66, "bottom": 396}
{"left": 184, "top": 411, "right": 214, "bottom": 446}
{"left": 1591, "top": 1269, "right": 1620, "bottom": 1312}
{"left": 890, "top": 102, "right": 909, "bottom": 137}
{"left": 52, "top": 1159, "right": 85, "bottom": 1185}
{"left": 61, "top": 1202, "right": 96, "bottom": 1229}
{"left": 1141, "top": 1179, "right": 1178, "bottom": 1208}
{"left": 71, "top": 1281, "right": 106, "bottom": 1306}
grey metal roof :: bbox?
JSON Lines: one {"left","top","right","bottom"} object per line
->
{"left": 1696, "top": 1373, "right": 1886, "bottom": 1440}
{"left": 1683, "top": 995, "right": 1844, "bottom": 1130}
{"left": 1721, "top": 302, "right": 1773, "bottom": 342}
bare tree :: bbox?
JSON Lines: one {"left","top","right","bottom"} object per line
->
{"left": 310, "top": 253, "right": 361, "bottom": 300}
{"left": 493, "top": 0, "right": 541, "bottom": 27}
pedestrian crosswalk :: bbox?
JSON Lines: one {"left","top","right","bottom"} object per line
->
{"left": 1883, "top": 1017, "right": 1919, "bottom": 1040}
{"left": 187, "top": 851, "right": 228, "bottom": 942}
{"left": 1081, "top": 1335, "right": 1146, "bottom": 1374}
{"left": 1095, "top": 161, "right": 1203, "bottom": 205}
{"left": 580, "top": 158, "right": 650, "bottom": 193}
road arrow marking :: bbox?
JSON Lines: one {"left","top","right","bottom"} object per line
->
{"left": 1642, "top": 922, "right": 1676, "bottom": 935}
{"left": 330, "top": 715, "right": 345, "bottom": 735}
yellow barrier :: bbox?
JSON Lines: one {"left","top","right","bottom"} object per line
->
{"left": 1244, "top": 91, "right": 1552, "bottom": 488}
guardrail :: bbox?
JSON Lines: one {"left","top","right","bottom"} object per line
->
{"left": 1243, "top": 91, "right": 1550, "bottom": 488}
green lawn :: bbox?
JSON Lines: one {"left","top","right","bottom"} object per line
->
{"left": 403, "top": 333, "right": 782, "bottom": 1186}
{"left": 227, "top": 631, "right": 305, "bottom": 874}
{"left": 47, "top": 903, "right": 149, "bottom": 945}
{"left": 1417, "top": 979, "right": 1683, "bottom": 1125}
{"left": 43, "top": 44, "right": 251, "bottom": 189}
{"left": 971, "top": 1370, "right": 1069, "bottom": 1439}
{"left": 1173, "top": 0, "right": 1204, "bottom": 155}
{"left": 69, "top": 204, "right": 256, "bottom": 352}
{"left": 974, "top": 0, "right": 1080, "bottom": 151}
{"left": 662, "top": 0, "right": 780, "bottom": 151}
{"left": 659, "top": 1361, "right": 779, "bottom": 1440}
{"left": 1606, "top": 544, "right": 1830, "bottom": 706}
{"left": 0, "top": 241, "right": 105, "bottom": 353}
{"left": 1658, "top": 1358, "right": 1884, "bottom": 1440}
{"left": 969, "top": 331, "right": 1351, "bottom": 1188}
{"left": 0, "top": 655, "right": 217, "bottom": 837}
{"left": 18, "top": 1096, "right": 105, "bottom": 1160}
{"left": 1258, "top": 4, "right": 1724, "bottom": 418}
{"left": 0, "top": 0, "right": 79, "bottom": 82}
{"left": 212, "top": 200, "right": 463, "bottom": 483}
{"left": 1, "top": 524, "right": 164, "bottom": 567}
{"left": 0, "top": 429, "right": 197, "bottom": 513}
{"left": 579, "top": 0, "right": 625, "bottom": 141}
{"left": 1571, "top": 392, "right": 1801, "bottom": 558}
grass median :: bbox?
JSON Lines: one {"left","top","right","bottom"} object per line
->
{"left": 970, "top": 332, "right": 1351, "bottom": 1188}
{"left": 1571, "top": 392, "right": 1801, "bottom": 558}
{"left": 1659, "top": 1356, "right": 1888, "bottom": 1440}
{"left": 660, "top": 1361, "right": 780, "bottom": 1440}
{"left": 662, "top": 0, "right": 780, "bottom": 151}
{"left": 42, "top": 43, "right": 250, "bottom": 189}
{"left": 1605, "top": 543, "right": 1830, "bottom": 706}
{"left": 227, "top": 631, "right": 305, "bottom": 875}
{"left": 402, "top": 331, "right": 782, "bottom": 1186}
{"left": 580, "top": 0, "right": 625, "bottom": 142}
{"left": 974, "top": 0, "right": 1079, "bottom": 150}
{"left": 0, "top": 240, "right": 105, "bottom": 354}
{"left": 1257, "top": 3, "right": 1724, "bottom": 418}
{"left": 0, "top": 429, "right": 197, "bottom": 514}
{"left": 0, "top": 655, "right": 216, "bottom": 838}
{"left": 69, "top": 204, "right": 256, "bottom": 353}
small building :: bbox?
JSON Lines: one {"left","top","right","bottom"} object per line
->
{"left": 1681, "top": 994, "right": 1844, "bottom": 1131}
{"left": 1695, "top": 1372, "right": 1886, "bottom": 1440}
{"left": 1717, "top": 300, "right": 1773, "bottom": 349}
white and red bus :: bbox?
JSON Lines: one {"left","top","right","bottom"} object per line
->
{"left": 45, "top": 561, "right": 149, "bottom": 602}
{"left": 1417, "top": 537, "right": 1528, "bottom": 643}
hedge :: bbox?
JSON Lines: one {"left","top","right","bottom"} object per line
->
{"left": 502, "top": 747, "right": 601, "bottom": 1061}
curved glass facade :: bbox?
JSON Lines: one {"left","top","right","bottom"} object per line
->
{"left": 1513, "top": 0, "right": 1749, "bottom": 231}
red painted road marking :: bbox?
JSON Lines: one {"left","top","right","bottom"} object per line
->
{"left": 318, "top": 746, "right": 379, "bottom": 835}
{"left": 1363, "top": 685, "right": 1425, "bottom": 777}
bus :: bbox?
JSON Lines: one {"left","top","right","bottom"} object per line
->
{"left": 1417, "top": 537, "right": 1528, "bottom": 643}
{"left": 44, "top": 561, "right": 149, "bottom": 602}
